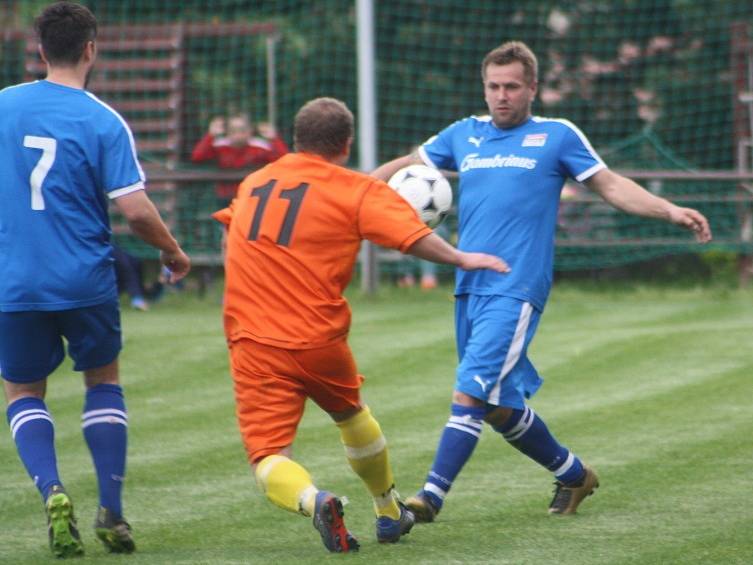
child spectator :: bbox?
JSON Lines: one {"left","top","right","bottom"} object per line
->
{"left": 191, "top": 113, "right": 288, "bottom": 207}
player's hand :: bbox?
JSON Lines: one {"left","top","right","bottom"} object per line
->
{"left": 457, "top": 252, "right": 510, "bottom": 273}
{"left": 160, "top": 248, "right": 191, "bottom": 283}
{"left": 209, "top": 117, "right": 225, "bottom": 137}
{"left": 668, "top": 205, "right": 712, "bottom": 243}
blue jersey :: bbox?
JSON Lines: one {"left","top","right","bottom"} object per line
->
{"left": 0, "top": 80, "right": 145, "bottom": 312}
{"left": 420, "top": 115, "right": 605, "bottom": 310}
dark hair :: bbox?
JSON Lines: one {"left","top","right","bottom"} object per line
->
{"left": 293, "top": 97, "right": 354, "bottom": 158}
{"left": 35, "top": 2, "right": 97, "bottom": 66}
{"left": 481, "top": 41, "right": 538, "bottom": 84}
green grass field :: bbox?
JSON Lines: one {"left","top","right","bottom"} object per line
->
{"left": 1, "top": 284, "right": 752, "bottom": 564}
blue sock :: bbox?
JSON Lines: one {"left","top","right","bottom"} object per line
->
{"left": 7, "top": 397, "right": 62, "bottom": 500}
{"left": 494, "top": 406, "right": 585, "bottom": 485}
{"left": 420, "top": 403, "right": 485, "bottom": 509}
{"left": 82, "top": 384, "right": 128, "bottom": 517}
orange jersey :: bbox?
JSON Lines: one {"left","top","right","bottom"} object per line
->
{"left": 215, "top": 152, "right": 432, "bottom": 349}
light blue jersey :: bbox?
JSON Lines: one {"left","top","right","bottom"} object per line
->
{"left": 0, "top": 80, "right": 145, "bottom": 312}
{"left": 420, "top": 115, "right": 605, "bottom": 310}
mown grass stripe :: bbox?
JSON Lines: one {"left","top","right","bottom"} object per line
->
{"left": 2, "top": 286, "right": 752, "bottom": 564}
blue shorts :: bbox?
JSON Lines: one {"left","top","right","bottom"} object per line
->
{"left": 455, "top": 294, "right": 543, "bottom": 409}
{"left": 0, "top": 299, "right": 122, "bottom": 383}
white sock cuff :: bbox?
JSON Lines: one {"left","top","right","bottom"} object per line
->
{"left": 343, "top": 435, "right": 386, "bottom": 459}
{"left": 9, "top": 409, "right": 54, "bottom": 439}
{"left": 423, "top": 482, "right": 447, "bottom": 501}
{"left": 553, "top": 452, "right": 576, "bottom": 478}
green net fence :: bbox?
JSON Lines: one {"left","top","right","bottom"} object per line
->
{"left": 2, "top": 0, "right": 753, "bottom": 276}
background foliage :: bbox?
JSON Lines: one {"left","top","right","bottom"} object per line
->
{"left": 2, "top": 1, "right": 752, "bottom": 269}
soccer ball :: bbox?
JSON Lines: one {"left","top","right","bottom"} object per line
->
{"left": 388, "top": 164, "right": 453, "bottom": 228}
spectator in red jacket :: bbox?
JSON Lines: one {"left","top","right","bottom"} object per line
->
{"left": 191, "top": 113, "right": 289, "bottom": 206}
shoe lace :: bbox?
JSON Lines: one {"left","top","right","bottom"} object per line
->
{"left": 550, "top": 482, "right": 572, "bottom": 509}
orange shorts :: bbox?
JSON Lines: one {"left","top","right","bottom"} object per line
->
{"left": 229, "top": 338, "right": 364, "bottom": 464}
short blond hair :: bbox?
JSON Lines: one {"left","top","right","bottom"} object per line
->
{"left": 481, "top": 41, "right": 538, "bottom": 84}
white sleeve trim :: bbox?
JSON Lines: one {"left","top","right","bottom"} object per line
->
{"left": 85, "top": 91, "right": 146, "bottom": 182}
{"left": 417, "top": 145, "right": 440, "bottom": 169}
{"left": 108, "top": 181, "right": 145, "bottom": 199}
{"left": 533, "top": 116, "right": 607, "bottom": 182}
{"left": 575, "top": 162, "right": 607, "bottom": 182}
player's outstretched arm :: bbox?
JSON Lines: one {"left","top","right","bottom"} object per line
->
{"left": 586, "top": 169, "right": 712, "bottom": 243}
{"left": 371, "top": 152, "right": 423, "bottom": 181}
{"left": 114, "top": 190, "right": 191, "bottom": 282}
{"left": 406, "top": 233, "right": 510, "bottom": 273}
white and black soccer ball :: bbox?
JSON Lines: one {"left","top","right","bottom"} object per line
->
{"left": 387, "top": 164, "right": 453, "bottom": 228}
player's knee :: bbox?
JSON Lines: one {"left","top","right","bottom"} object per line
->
{"left": 3, "top": 381, "right": 46, "bottom": 405}
{"left": 328, "top": 404, "right": 363, "bottom": 423}
{"left": 452, "top": 389, "right": 484, "bottom": 407}
{"left": 83, "top": 359, "right": 119, "bottom": 388}
{"left": 251, "top": 446, "right": 292, "bottom": 472}
{"left": 484, "top": 406, "right": 514, "bottom": 427}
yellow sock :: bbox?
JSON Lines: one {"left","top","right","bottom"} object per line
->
{"left": 337, "top": 406, "right": 400, "bottom": 520}
{"left": 255, "top": 455, "right": 318, "bottom": 516}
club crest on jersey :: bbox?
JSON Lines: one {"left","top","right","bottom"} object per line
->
{"left": 467, "top": 136, "right": 484, "bottom": 147}
{"left": 522, "top": 133, "right": 548, "bottom": 147}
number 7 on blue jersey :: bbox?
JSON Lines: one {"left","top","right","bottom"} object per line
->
{"left": 23, "top": 135, "right": 57, "bottom": 211}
